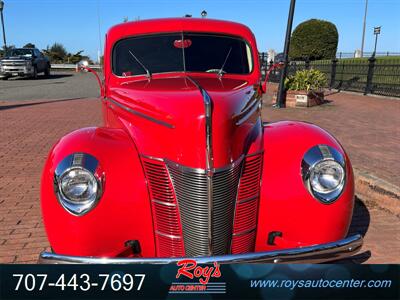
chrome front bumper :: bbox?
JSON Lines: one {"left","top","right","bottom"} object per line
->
{"left": 38, "top": 234, "right": 363, "bottom": 264}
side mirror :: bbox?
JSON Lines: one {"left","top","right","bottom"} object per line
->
{"left": 261, "top": 81, "right": 267, "bottom": 94}
{"left": 76, "top": 60, "right": 104, "bottom": 97}
{"left": 261, "top": 62, "right": 285, "bottom": 94}
{"left": 77, "top": 60, "right": 89, "bottom": 72}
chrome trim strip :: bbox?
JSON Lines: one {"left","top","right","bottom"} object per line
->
{"left": 38, "top": 235, "right": 363, "bottom": 264}
{"left": 155, "top": 231, "right": 182, "bottom": 240}
{"left": 235, "top": 101, "right": 260, "bottom": 126}
{"left": 233, "top": 94, "right": 261, "bottom": 126}
{"left": 140, "top": 154, "right": 164, "bottom": 162}
{"left": 232, "top": 227, "right": 256, "bottom": 237}
{"left": 151, "top": 200, "right": 176, "bottom": 207}
{"left": 107, "top": 98, "right": 175, "bottom": 129}
{"left": 165, "top": 159, "right": 206, "bottom": 174}
{"left": 186, "top": 76, "right": 214, "bottom": 255}
{"left": 165, "top": 155, "right": 244, "bottom": 174}
{"left": 236, "top": 194, "right": 259, "bottom": 204}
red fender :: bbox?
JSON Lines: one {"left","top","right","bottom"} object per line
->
{"left": 41, "top": 127, "right": 155, "bottom": 257}
{"left": 255, "top": 121, "right": 355, "bottom": 251}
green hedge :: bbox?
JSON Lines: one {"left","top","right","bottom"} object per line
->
{"left": 289, "top": 19, "right": 338, "bottom": 60}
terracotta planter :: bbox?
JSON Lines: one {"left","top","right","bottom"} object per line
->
{"left": 273, "top": 90, "right": 324, "bottom": 107}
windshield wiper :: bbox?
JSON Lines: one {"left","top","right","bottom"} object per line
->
{"left": 218, "top": 47, "right": 232, "bottom": 78}
{"left": 128, "top": 50, "right": 152, "bottom": 80}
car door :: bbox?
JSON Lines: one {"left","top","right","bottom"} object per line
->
{"left": 34, "top": 49, "right": 44, "bottom": 72}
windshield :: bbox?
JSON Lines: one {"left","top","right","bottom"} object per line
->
{"left": 113, "top": 33, "right": 253, "bottom": 77}
{"left": 5, "top": 49, "right": 33, "bottom": 57}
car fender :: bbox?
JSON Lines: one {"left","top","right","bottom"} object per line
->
{"left": 256, "top": 121, "right": 355, "bottom": 251}
{"left": 41, "top": 127, "right": 155, "bottom": 257}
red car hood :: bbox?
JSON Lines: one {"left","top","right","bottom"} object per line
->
{"left": 107, "top": 75, "right": 261, "bottom": 169}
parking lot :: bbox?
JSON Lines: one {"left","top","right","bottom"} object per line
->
{"left": 0, "top": 71, "right": 99, "bottom": 102}
{"left": 0, "top": 71, "right": 399, "bottom": 263}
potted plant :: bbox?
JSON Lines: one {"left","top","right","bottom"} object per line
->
{"left": 274, "top": 69, "right": 327, "bottom": 107}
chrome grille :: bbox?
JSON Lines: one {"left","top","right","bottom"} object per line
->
{"left": 143, "top": 154, "right": 262, "bottom": 257}
{"left": 167, "top": 164, "right": 209, "bottom": 256}
{"left": 142, "top": 158, "right": 185, "bottom": 257}
{"left": 2, "top": 61, "right": 26, "bottom": 66}
{"left": 167, "top": 159, "right": 242, "bottom": 256}
{"left": 212, "top": 163, "right": 242, "bottom": 254}
{"left": 232, "top": 153, "right": 263, "bottom": 254}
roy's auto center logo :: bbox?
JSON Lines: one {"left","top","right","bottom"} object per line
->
{"left": 169, "top": 259, "right": 226, "bottom": 294}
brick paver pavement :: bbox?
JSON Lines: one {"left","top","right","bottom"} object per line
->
{"left": 262, "top": 85, "right": 400, "bottom": 187}
{"left": 0, "top": 91, "right": 399, "bottom": 263}
{"left": 0, "top": 99, "right": 102, "bottom": 263}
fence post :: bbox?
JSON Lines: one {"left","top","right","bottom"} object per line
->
{"left": 305, "top": 58, "right": 310, "bottom": 70}
{"left": 330, "top": 58, "right": 338, "bottom": 90}
{"left": 364, "top": 56, "right": 376, "bottom": 95}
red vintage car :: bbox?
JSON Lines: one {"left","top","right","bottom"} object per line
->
{"left": 39, "top": 18, "right": 362, "bottom": 264}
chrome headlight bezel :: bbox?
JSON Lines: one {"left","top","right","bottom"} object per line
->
{"left": 54, "top": 153, "right": 104, "bottom": 216}
{"left": 301, "top": 145, "right": 346, "bottom": 204}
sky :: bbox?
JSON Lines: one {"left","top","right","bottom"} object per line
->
{"left": 2, "top": 0, "right": 400, "bottom": 61}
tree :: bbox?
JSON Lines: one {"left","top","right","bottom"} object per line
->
{"left": 41, "top": 42, "right": 93, "bottom": 64}
{"left": 23, "top": 43, "right": 36, "bottom": 48}
{"left": 289, "top": 19, "right": 338, "bottom": 61}
{"left": 0, "top": 45, "right": 15, "bottom": 57}
{"left": 43, "top": 43, "right": 68, "bottom": 63}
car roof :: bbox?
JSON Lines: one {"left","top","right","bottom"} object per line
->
{"left": 107, "top": 18, "right": 256, "bottom": 45}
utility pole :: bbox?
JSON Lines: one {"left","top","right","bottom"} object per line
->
{"left": 360, "top": 0, "right": 368, "bottom": 57}
{"left": 97, "top": 0, "right": 102, "bottom": 64}
{"left": 275, "top": 0, "right": 296, "bottom": 108}
{"left": 0, "top": 0, "right": 7, "bottom": 50}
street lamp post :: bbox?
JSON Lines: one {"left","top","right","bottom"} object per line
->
{"left": 360, "top": 0, "right": 368, "bottom": 57}
{"left": 0, "top": 0, "right": 7, "bottom": 51}
{"left": 275, "top": 0, "right": 296, "bottom": 108}
{"left": 372, "top": 26, "right": 381, "bottom": 57}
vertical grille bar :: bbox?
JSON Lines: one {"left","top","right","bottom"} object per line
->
{"left": 231, "top": 153, "right": 263, "bottom": 254}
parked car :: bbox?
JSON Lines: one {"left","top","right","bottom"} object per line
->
{"left": 0, "top": 48, "right": 50, "bottom": 80}
{"left": 39, "top": 18, "right": 362, "bottom": 264}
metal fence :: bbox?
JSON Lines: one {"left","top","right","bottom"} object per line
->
{"left": 51, "top": 64, "right": 102, "bottom": 70}
{"left": 259, "top": 54, "right": 400, "bottom": 98}
{"left": 336, "top": 51, "right": 400, "bottom": 59}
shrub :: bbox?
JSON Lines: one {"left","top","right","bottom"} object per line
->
{"left": 285, "top": 69, "right": 327, "bottom": 91}
{"left": 289, "top": 19, "right": 338, "bottom": 61}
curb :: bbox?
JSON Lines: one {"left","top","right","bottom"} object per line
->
{"left": 354, "top": 168, "right": 400, "bottom": 217}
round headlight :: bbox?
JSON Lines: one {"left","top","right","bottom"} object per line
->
{"left": 60, "top": 168, "right": 98, "bottom": 202}
{"left": 309, "top": 160, "right": 345, "bottom": 194}
{"left": 302, "top": 145, "right": 346, "bottom": 203}
{"left": 54, "top": 153, "right": 104, "bottom": 216}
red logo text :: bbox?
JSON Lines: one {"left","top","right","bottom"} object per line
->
{"left": 176, "top": 259, "right": 221, "bottom": 284}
